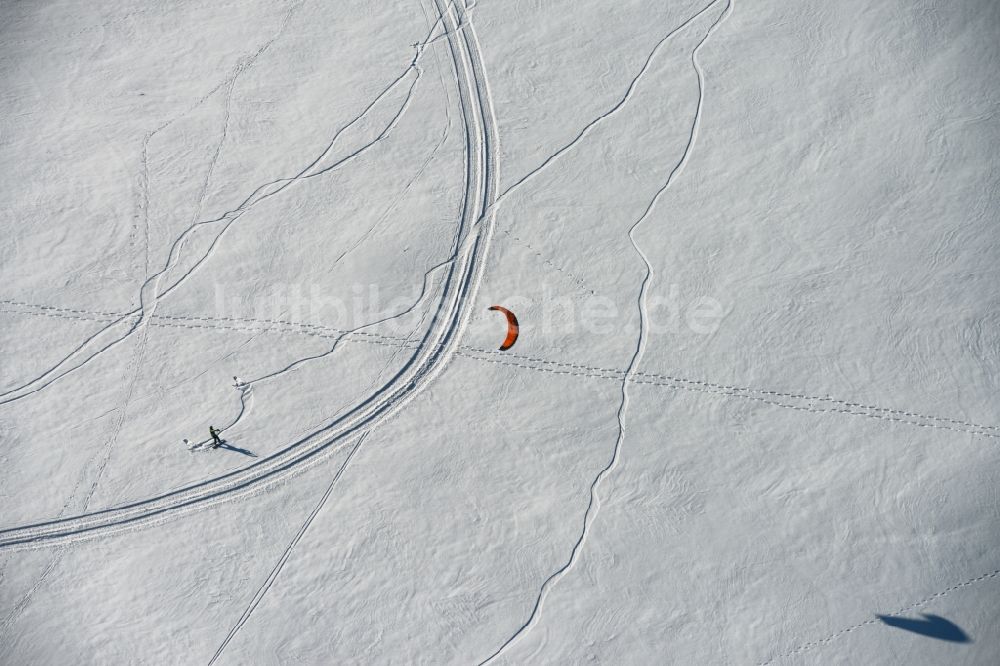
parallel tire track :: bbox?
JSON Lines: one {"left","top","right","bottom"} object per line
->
{"left": 0, "top": 0, "right": 499, "bottom": 553}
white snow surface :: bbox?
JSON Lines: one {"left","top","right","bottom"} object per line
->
{"left": 2, "top": 0, "right": 999, "bottom": 663}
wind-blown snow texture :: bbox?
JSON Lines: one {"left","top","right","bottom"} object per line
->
{"left": 1, "top": 0, "right": 998, "bottom": 664}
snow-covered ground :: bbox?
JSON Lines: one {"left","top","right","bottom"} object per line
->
{"left": 2, "top": 0, "right": 998, "bottom": 663}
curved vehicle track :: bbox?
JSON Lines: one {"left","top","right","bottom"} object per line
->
{"left": 0, "top": 0, "right": 499, "bottom": 552}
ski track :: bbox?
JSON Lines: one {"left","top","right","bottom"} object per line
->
{"left": 200, "top": 17, "right": 466, "bottom": 646}
{"left": 201, "top": 7, "right": 474, "bottom": 653}
{"left": 200, "top": 0, "right": 465, "bottom": 449}
{"left": 0, "top": 4, "right": 449, "bottom": 410}
{"left": 294, "top": 288, "right": 437, "bottom": 440}
{"left": 496, "top": 227, "right": 596, "bottom": 295}
{"left": 0, "top": 6, "right": 309, "bottom": 640}
{"left": 206, "top": 432, "right": 368, "bottom": 666}
{"left": 86, "top": 42, "right": 241, "bottom": 512}
{"left": 757, "top": 566, "right": 1000, "bottom": 665}
{"left": 0, "top": 0, "right": 994, "bottom": 660}
{"left": 477, "top": 3, "right": 733, "bottom": 661}
{"left": 190, "top": 78, "right": 457, "bottom": 447}
{"left": 0, "top": 0, "right": 500, "bottom": 552}
{"left": 0, "top": 552, "right": 63, "bottom": 638}
{"left": 4, "top": 300, "right": 999, "bottom": 441}
{"left": 201, "top": 255, "right": 452, "bottom": 448}
{"left": 0, "top": 0, "right": 299, "bottom": 408}
{"left": 0, "top": 66, "right": 417, "bottom": 408}
{"left": 187, "top": 100, "right": 454, "bottom": 449}
{"left": 492, "top": 0, "right": 723, "bottom": 206}
{"left": 327, "top": 107, "right": 453, "bottom": 271}
{"left": 473, "top": 0, "right": 723, "bottom": 302}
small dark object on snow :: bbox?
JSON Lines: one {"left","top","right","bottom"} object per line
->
{"left": 209, "top": 426, "right": 223, "bottom": 448}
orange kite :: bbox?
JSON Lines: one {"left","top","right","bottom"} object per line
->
{"left": 488, "top": 305, "right": 519, "bottom": 351}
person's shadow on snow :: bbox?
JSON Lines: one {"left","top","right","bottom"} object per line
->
{"left": 216, "top": 440, "right": 258, "bottom": 458}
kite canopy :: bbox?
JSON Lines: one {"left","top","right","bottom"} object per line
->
{"left": 488, "top": 305, "right": 519, "bottom": 350}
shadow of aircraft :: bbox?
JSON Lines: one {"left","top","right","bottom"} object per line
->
{"left": 877, "top": 613, "right": 971, "bottom": 643}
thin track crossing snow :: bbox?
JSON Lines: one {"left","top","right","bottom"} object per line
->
{"left": 478, "top": 1, "right": 734, "bottom": 660}
{"left": 0, "top": 0, "right": 499, "bottom": 553}
{"left": 4, "top": 300, "right": 999, "bottom": 440}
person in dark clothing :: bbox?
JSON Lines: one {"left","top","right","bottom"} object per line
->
{"left": 209, "top": 425, "right": 223, "bottom": 448}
